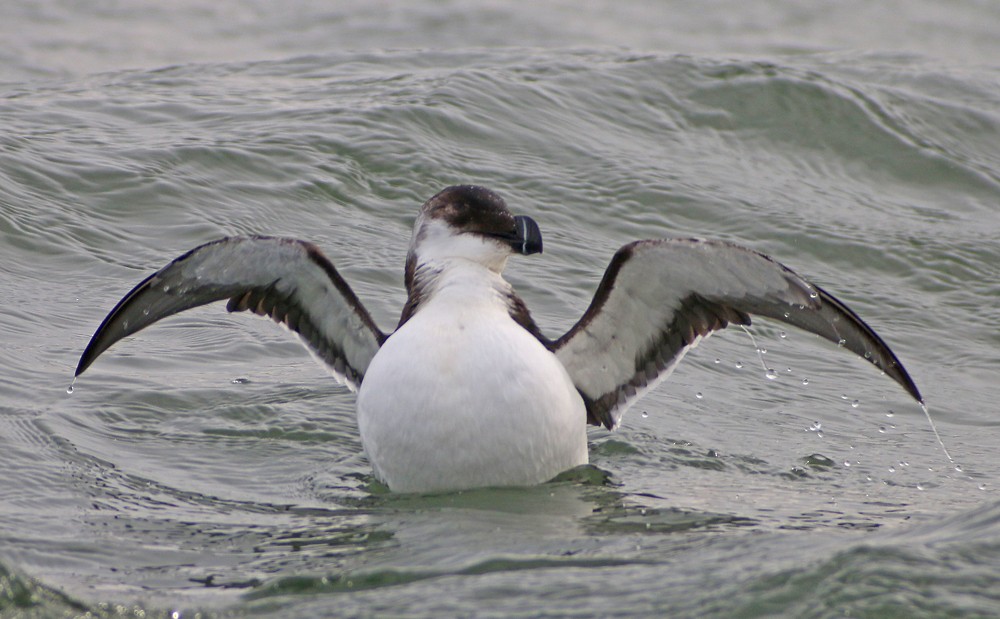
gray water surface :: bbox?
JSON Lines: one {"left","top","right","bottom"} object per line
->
{"left": 2, "top": 2, "right": 1000, "bottom": 618}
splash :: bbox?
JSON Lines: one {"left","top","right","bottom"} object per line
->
{"left": 736, "top": 325, "right": 960, "bottom": 473}
{"left": 739, "top": 325, "right": 773, "bottom": 379}
{"left": 921, "top": 402, "right": 955, "bottom": 467}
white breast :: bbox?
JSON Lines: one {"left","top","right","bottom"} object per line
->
{"left": 356, "top": 264, "right": 588, "bottom": 493}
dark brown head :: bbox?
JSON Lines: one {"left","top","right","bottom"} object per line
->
{"left": 408, "top": 185, "right": 542, "bottom": 272}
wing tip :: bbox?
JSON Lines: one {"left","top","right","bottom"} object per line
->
{"left": 898, "top": 369, "right": 924, "bottom": 405}
{"left": 74, "top": 357, "right": 90, "bottom": 378}
{"left": 74, "top": 326, "right": 116, "bottom": 378}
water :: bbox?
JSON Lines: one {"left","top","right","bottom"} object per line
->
{"left": 2, "top": 1, "right": 1000, "bottom": 617}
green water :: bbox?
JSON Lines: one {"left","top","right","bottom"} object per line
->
{"left": 2, "top": 2, "right": 1000, "bottom": 618}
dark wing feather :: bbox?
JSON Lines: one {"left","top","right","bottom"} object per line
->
{"left": 553, "top": 239, "right": 922, "bottom": 429}
{"left": 76, "top": 236, "right": 386, "bottom": 391}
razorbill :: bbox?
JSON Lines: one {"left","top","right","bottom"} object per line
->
{"left": 75, "top": 185, "right": 923, "bottom": 493}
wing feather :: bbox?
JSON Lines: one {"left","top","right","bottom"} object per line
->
{"left": 553, "top": 239, "right": 922, "bottom": 429}
{"left": 75, "top": 236, "right": 386, "bottom": 391}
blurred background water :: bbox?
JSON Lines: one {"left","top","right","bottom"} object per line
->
{"left": 1, "top": 1, "right": 999, "bottom": 617}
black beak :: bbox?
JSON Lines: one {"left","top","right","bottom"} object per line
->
{"left": 511, "top": 215, "right": 543, "bottom": 255}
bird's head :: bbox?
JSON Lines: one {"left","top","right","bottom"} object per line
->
{"left": 408, "top": 185, "right": 542, "bottom": 275}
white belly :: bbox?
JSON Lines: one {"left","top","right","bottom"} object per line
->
{"left": 356, "top": 304, "right": 588, "bottom": 493}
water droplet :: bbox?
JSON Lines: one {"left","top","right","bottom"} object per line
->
{"left": 888, "top": 466, "right": 896, "bottom": 473}
{"left": 142, "top": 307, "right": 150, "bottom": 316}
{"left": 916, "top": 483, "right": 924, "bottom": 491}
{"left": 979, "top": 484, "right": 987, "bottom": 491}
{"left": 843, "top": 461, "right": 851, "bottom": 467}
{"left": 714, "top": 358, "right": 721, "bottom": 364}
{"left": 66, "top": 384, "right": 74, "bottom": 394}
{"left": 640, "top": 411, "right": 649, "bottom": 418}
{"left": 863, "top": 350, "right": 871, "bottom": 359}
{"left": 878, "top": 426, "right": 886, "bottom": 433}
{"left": 837, "top": 339, "right": 847, "bottom": 348}
{"left": 231, "top": 377, "right": 251, "bottom": 385}
{"left": 851, "top": 400, "right": 860, "bottom": 409}
{"left": 801, "top": 378, "right": 809, "bottom": 386}
{"left": 783, "top": 311, "right": 790, "bottom": 319}
{"left": 809, "top": 291, "right": 818, "bottom": 299}
{"left": 695, "top": 392, "right": 703, "bottom": 399}
{"left": 735, "top": 361, "right": 744, "bottom": 369}
{"left": 808, "top": 421, "right": 822, "bottom": 432}
{"left": 757, "top": 347, "right": 767, "bottom": 355}
{"left": 162, "top": 284, "right": 171, "bottom": 293}
{"left": 886, "top": 410, "right": 895, "bottom": 418}
{"left": 779, "top": 331, "right": 787, "bottom": 339}
{"left": 954, "top": 464, "right": 963, "bottom": 472}
{"left": 765, "top": 368, "right": 778, "bottom": 380}
{"left": 122, "top": 319, "right": 129, "bottom": 330}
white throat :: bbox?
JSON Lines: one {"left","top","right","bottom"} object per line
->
{"left": 410, "top": 217, "right": 512, "bottom": 275}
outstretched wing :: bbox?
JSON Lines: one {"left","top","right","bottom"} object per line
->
{"left": 552, "top": 239, "right": 922, "bottom": 429}
{"left": 76, "top": 236, "right": 387, "bottom": 391}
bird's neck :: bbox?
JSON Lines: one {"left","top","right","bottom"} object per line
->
{"left": 396, "top": 253, "right": 548, "bottom": 346}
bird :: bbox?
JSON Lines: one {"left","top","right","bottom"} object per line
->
{"left": 75, "top": 185, "right": 923, "bottom": 493}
